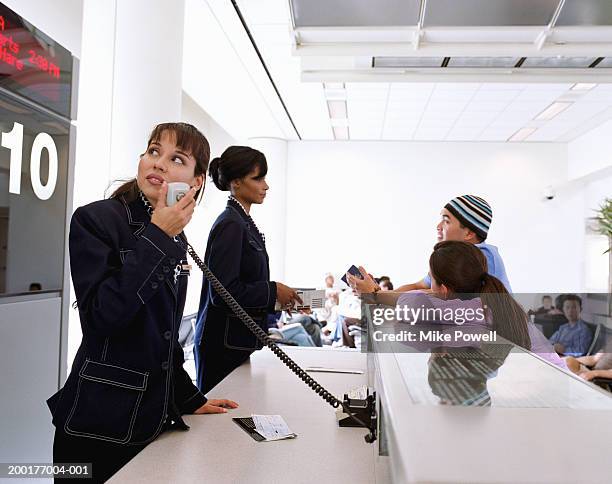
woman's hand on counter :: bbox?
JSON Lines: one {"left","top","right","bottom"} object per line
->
{"left": 194, "top": 398, "right": 239, "bottom": 414}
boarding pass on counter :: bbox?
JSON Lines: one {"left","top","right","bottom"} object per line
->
{"left": 294, "top": 288, "right": 326, "bottom": 309}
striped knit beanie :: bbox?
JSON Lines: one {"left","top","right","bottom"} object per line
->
{"left": 445, "top": 195, "right": 492, "bottom": 241}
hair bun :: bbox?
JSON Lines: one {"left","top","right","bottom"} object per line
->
{"left": 208, "top": 157, "right": 228, "bottom": 191}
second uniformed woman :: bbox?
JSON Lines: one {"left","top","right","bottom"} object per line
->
{"left": 195, "top": 146, "right": 301, "bottom": 393}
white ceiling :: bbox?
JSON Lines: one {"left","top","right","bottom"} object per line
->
{"left": 235, "top": 0, "right": 612, "bottom": 142}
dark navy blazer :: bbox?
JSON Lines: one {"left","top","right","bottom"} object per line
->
{"left": 195, "top": 200, "right": 276, "bottom": 392}
{"left": 47, "top": 195, "right": 207, "bottom": 445}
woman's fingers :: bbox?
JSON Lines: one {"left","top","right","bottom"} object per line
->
{"left": 358, "top": 265, "right": 369, "bottom": 279}
{"left": 209, "top": 398, "right": 239, "bottom": 408}
{"left": 176, "top": 187, "right": 197, "bottom": 210}
{"left": 157, "top": 182, "right": 168, "bottom": 209}
{"left": 203, "top": 404, "right": 227, "bottom": 414}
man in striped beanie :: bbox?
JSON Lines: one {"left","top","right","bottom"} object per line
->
{"left": 397, "top": 194, "right": 512, "bottom": 292}
{"left": 443, "top": 195, "right": 492, "bottom": 242}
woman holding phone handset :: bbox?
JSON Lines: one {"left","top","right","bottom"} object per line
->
{"left": 47, "top": 123, "right": 238, "bottom": 482}
{"left": 195, "top": 146, "right": 302, "bottom": 393}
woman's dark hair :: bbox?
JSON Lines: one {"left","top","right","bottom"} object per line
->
{"left": 110, "top": 122, "right": 210, "bottom": 203}
{"left": 208, "top": 146, "right": 267, "bottom": 191}
{"left": 429, "top": 241, "right": 531, "bottom": 350}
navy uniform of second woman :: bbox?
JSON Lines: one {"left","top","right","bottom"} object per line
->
{"left": 195, "top": 197, "right": 276, "bottom": 393}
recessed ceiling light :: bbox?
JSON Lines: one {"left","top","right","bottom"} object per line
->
{"left": 330, "top": 118, "right": 349, "bottom": 128}
{"left": 571, "top": 83, "right": 597, "bottom": 91}
{"left": 508, "top": 127, "right": 537, "bottom": 142}
{"left": 333, "top": 126, "right": 349, "bottom": 140}
{"left": 324, "top": 88, "right": 346, "bottom": 101}
{"left": 534, "top": 102, "right": 572, "bottom": 121}
{"left": 327, "top": 100, "right": 347, "bottom": 119}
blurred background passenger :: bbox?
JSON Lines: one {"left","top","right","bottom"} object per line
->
{"left": 549, "top": 295, "right": 593, "bottom": 356}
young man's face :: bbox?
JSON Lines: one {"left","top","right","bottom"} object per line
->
{"left": 436, "top": 208, "right": 476, "bottom": 242}
{"left": 542, "top": 297, "right": 553, "bottom": 309}
{"left": 562, "top": 299, "right": 581, "bottom": 322}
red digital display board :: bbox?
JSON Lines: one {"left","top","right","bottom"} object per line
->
{"left": 0, "top": 2, "right": 74, "bottom": 119}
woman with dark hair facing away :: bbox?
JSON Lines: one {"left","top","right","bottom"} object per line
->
{"left": 350, "top": 241, "right": 567, "bottom": 368}
{"left": 46, "top": 123, "right": 238, "bottom": 483}
{"left": 195, "top": 146, "right": 302, "bottom": 393}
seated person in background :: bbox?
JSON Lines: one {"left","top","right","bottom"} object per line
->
{"left": 316, "top": 291, "right": 339, "bottom": 340}
{"left": 274, "top": 310, "right": 319, "bottom": 347}
{"left": 549, "top": 295, "right": 592, "bottom": 357}
{"left": 331, "top": 288, "right": 362, "bottom": 348}
{"left": 324, "top": 273, "right": 336, "bottom": 292}
{"left": 529, "top": 295, "right": 554, "bottom": 316}
{"left": 379, "top": 279, "right": 394, "bottom": 291}
{"left": 565, "top": 351, "right": 612, "bottom": 381}
{"left": 548, "top": 294, "right": 567, "bottom": 316}
{"left": 395, "top": 195, "right": 512, "bottom": 294}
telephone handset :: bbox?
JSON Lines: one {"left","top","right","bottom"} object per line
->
{"left": 185, "top": 244, "right": 377, "bottom": 443}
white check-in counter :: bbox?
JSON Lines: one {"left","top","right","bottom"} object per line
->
{"left": 112, "top": 347, "right": 380, "bottom": 483}
{"left": 370, "top": 327, "right": 612, "bottom": 483}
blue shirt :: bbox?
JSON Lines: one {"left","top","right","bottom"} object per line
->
{"left": 549, "top": 320, "right": 592, "bottom": 357}
{"left": 423, "top": 242, "right": 512, "bottom": 293}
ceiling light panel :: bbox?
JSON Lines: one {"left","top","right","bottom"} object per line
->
{"left": 423, "top": 0, "right": 560, "bottom": 26}
{"left": 595, "top": 58, "right": 612, "bottom": 68}
{"left": 330, "top": 117, "right": 349, "bottom": 127}
{"left": 555, "top": 0, "right": 612, "bottom": 26}
{"left": 327, "top": 100, "right": 348, "bottom": 118}
{"left": 534, "top": 102, "right": 572, "bottom": 121}
{"left": 373, "top": 57, "right": 445, "bottom": 68}
{"left": 508, "top": 127, "right": 537, "bottom": 141}
{"left": 571, "top": 83, "right": 597, "bottom": 91}
{"left": 447, "top": 57, "right": 520, "bottom": 68}
{"left": 291, "top": 0, "right": 420, "bottom": 27}
{"left": 521, "top": 57, "right": 598, "bottom": 68}
{"left": 332, "top": 126, "right": 349, "bottom": 140}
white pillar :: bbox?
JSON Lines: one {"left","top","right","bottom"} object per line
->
{"left": 109, "top": 0, "right": 186, "bottom": 180}
{"left": 70, "top": 0, "right": 187, "bottom": 368}
{"left": 248, "top": 138, "right": 288, "bottom": 283}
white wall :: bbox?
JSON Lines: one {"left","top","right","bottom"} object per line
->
{"left": 568, "top": 119, "right": 612, "bottom": 181}
{"left": 285, "top": 141, "right": 583, "bottom": 294}
{"left": 568, "top": 120, "right": 612, "bottom": 292}
{"left": 248, "top": 137, "right": 289, "bottom": 283}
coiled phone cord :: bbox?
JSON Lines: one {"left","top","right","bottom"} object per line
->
{"left": 187, "top": 244, "right": 376, "bottom": 443}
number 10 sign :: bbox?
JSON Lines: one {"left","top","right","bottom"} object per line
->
{"left": 2, "top": 121, "right": 58, "bottom": 200}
